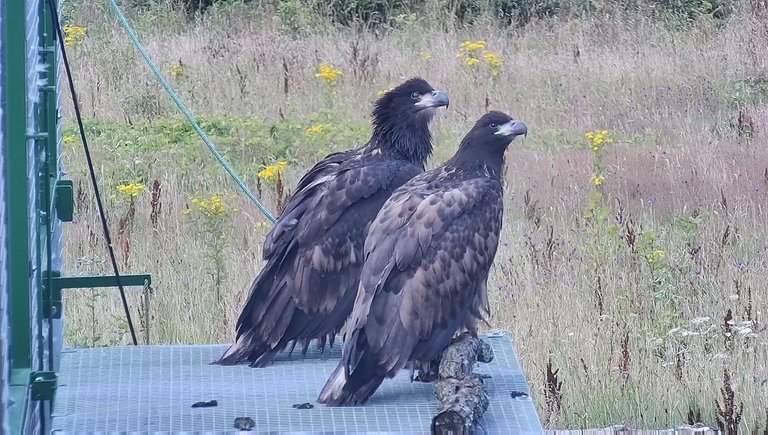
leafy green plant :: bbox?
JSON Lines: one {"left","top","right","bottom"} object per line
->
{"left": 184, "top": 193, "right": 237, "bottom": 303}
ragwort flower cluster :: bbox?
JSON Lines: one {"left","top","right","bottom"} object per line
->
{"left": 63, "top": 24, "right": 86, "bottom": 47}
{"left": 585, "top": 130, "right": 613, "bottom": 188}
{"left": 169, "top": 62, "right": 184, "bottom": 77}
{"left": 585, "top": 130, "right": 612, "bottom": 153}
{"left": 458, "top": 40, "right": 504, "bottom": 77}
{"left": 257, "top": 161, "right": 288, "bottom": 183}
{"left": 116, "top": 183, "right": 146, "bottom": 199}
{"left": 306, "top": 124, "right": 329, "bottom": 137}
{"left": 315, "top": 63, "right": 343, "bottom": 86}
{"left": 188, "top": 194, "right": 237, "bottom": 218}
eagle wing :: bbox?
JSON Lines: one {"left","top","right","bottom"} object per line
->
{"left": 238, "top": 148, "right": 420, "bottom": 333}
{"left": 344, "top": 170, "right": 503, "bottom": 376}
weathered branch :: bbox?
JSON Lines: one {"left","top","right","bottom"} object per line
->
{"left": 431, "top": 333, "right": 494, "bottom": 434}
{"left": 437, "top": 333, "right": 494, "bottom": 379}
{"left": 432, "top": 375, "right": 489, "bottom": 434}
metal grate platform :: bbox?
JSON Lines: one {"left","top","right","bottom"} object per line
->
{"left": 51, "top": 333, "right": 542, "bottom": 433}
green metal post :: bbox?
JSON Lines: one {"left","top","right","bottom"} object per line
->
{"left": 35, "top": 0, "right": 48, "bottom": 382}
{"left": 4, "top": 0, "right": 32, "bottom": 371}
{"left": 41, "top": 0, "right": 59, "bottom": 376}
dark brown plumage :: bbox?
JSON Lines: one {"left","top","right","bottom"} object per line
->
{"left": 317, "top": 111, "right": 528, "bottom": 406}
{"left": 215, "top": 78, "right": 449, "bottom": 367}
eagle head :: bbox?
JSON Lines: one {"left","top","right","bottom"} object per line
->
{"left": 372, "top": 77, "right": 449, "bottom": 129}
{"left": 471, "top": 110, "right": 528, "bottom": 148}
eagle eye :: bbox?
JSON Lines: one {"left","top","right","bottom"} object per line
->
{"left": 490, "top": 123, "right": 497, "bottom": 128}
{"left": 411, "top": 92, "right": 420, "bottom": 100}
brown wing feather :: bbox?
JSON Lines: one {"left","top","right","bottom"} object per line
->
{"left": 343, "top": 169, "right": 503, "bottom": 379}
{"left": 220, "top": 147, "right": 422, "bottom": 366}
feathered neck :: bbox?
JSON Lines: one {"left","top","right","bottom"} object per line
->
{"left": 369, "top": 118, "right": 433, "bottom": 167}
{"left": 448, "top": 136, "right": 506, "bottom": 181}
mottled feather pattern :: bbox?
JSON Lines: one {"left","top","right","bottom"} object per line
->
{"left": 220, "top": 146, "right": 428, "bottom": 367}
{"left": 343, "top": 166, "right": 504, "bottom": 379}
{"left": 236, "top": 148, "right": 421, "bottom": 344}
{"left": 319, "top": 111, "right": 525, "bottom": 406}
{"left": 217, "top": 78, "right": 448, "bottom": 369}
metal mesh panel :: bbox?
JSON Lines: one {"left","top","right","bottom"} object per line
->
{"left": 0, "top": 7, "right": 10, "bottom": 432}
{"left": 51, "top": 334, "right": 542, "bottom": 433}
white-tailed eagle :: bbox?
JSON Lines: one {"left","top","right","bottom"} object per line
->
{"left": 318, "top": 111, "right": 527, "bottom": 406}
{"left": 216, "top": 78, "right": 449, "bottom": 367}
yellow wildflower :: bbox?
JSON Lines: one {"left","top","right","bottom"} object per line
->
{"left": 590, "top": 174, "right": 605, "bottom": 187}
{"left": 482, "top": 51, "right": 504, "bottom": 71}
{"left": 258, "top": 161, "right": 288, "bottom": 182}
{"left": 63, "top": 25, "right": 86, "bottom": 47}
{"left": 116, "top": 183, "right": 146, "bottom": 199}
{"left": 459, "top": 40, "right": 487, "bottom": 53}
{"left": 255, "top": 221, "right": 270, "bottom": 230}
{"left": 585, "top": 130, "right": 613, "bottom": 152}
{"left": 376, "top": 88, "right": 393, "bottom": 98}
{"left": 646, "top": 249, "right": 666, "bottom": 264}
{"left": 419, "top": 51, "right": 433, "bottom": 60}
{"left": 63, "top": 134, "right": 77, "bottom": 145}
{"left": 315, "top": 63, "right": 343, "bottom": 86}
{"left": 190, "top": 194, "right": 227, "bottom": 218}
{"left": 459, "top": 40, "right": 501, "bottom": 73}
{"left": 306, "top": 124, "right": 329, "bottom": 136}
{"left": 169, "top": 62, "right": 184, "bottom": 77}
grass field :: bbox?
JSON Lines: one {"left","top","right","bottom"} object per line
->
{"left": 59, "top": 1, "right": 768, "bottom": 430}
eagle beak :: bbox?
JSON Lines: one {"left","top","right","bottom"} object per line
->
{"left": 496, "top": 120, "right": 528, "bottom": 138}
{"left": 416, "top": 90, "right": 450, "bottom": 109}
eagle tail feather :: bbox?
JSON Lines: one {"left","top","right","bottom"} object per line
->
{"left": 214, "top": 333, "right": 264, "bottom": 365}
{"left": 317, "top": 362, "right": 384, "bottom": 407}
{"left": 214, "top": 258, "right": 296, "bottom": 366}
{"left": 212, "top": 344, "right": 244, "bottom": 366}
{"left": 212, "top": 331, "right": 280, "bottom": 367}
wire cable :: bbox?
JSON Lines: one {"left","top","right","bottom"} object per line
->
{"left": 107, "top": 0, "right": 277, "bottom": 224}
{"left": 47, "top": 0, "right": 138, "bottom": 345}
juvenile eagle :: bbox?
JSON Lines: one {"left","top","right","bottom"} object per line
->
{"left": 216, "top": 78, "right": 449, "bottom": 367}
{"left": 317, "top": 111, "right": 527, "bottom": 406}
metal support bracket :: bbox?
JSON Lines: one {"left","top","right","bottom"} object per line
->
{"left": 54, "top": 179, "right": 73, "bottom": 222}
{"left": 43, "top": 271, "right": 152, "bottom": 319}
{"left": 30, "top": 371, "right": 57, "bottom": 402}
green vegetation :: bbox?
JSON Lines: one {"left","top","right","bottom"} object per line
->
{"left": 60, "top": 0, "right": 767, "bottom": 431}
{"left": 136, "top": 0, "right": 744, "bottom": 27}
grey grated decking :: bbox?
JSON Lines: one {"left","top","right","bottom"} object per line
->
{"left": 51, "top": 333, "right": 542, "bottom": 434}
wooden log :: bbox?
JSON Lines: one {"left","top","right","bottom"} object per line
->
{"left": 432, "top": 375, "right": 489, "bottom": 434}
{"left": 437, "top": 333, "right": 494, "bottom": 380}
{"left": 416, "top": 334, "right": 493, "bottom": 382}
{"left": 430, "top": 333, "right": 494, "bottom": 434}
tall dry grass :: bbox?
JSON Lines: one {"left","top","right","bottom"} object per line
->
{"left": 59, "top": 2, "right": 768, "bottom": 430}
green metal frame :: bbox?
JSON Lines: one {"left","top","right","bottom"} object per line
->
{"left": 4, "top": 0, "right": 33, "bottom": 431}
{"left": 44, "top": 273, "right": 152, "bottom": 319}
{"left": 3, "top": 0, "right": 152, "bottom": 433}
{"left": 5, "top": 0, "right": 32, "bottom": 374}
